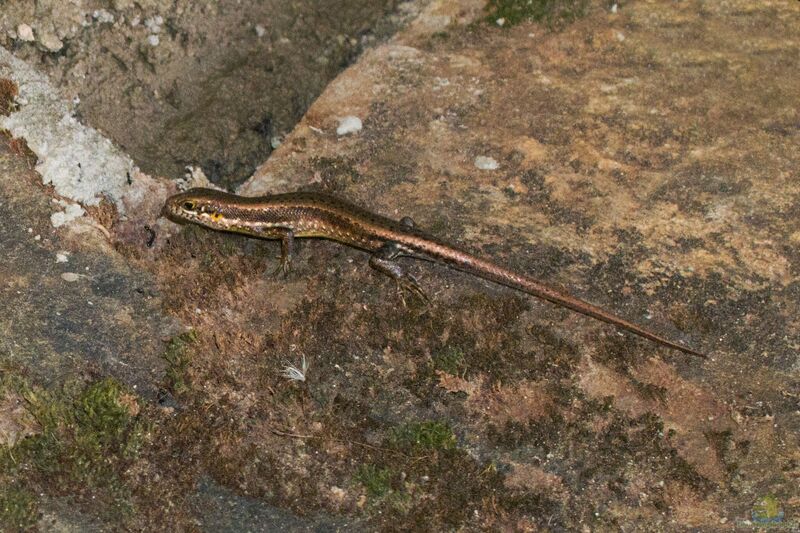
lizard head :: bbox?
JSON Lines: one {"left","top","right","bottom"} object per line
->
{"left": 162, "top": 188, "right": 232, "bottom": 230}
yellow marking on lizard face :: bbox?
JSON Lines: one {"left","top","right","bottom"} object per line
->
{"left": 210, "top": 212, "right": 224, "bottom": 222}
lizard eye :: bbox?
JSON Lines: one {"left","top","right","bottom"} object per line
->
{"left": 182, "top": 201, "right": 196, "bottom": 211}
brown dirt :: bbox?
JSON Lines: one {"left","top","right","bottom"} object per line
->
{"left": 2, "top": 0, "right": 799, "bottom": 531}
{"left": 0, "top": 0, "right": 410, "bottom": 188}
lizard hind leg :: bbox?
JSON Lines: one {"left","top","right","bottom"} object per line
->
{"left": 369, "top": 243, "right": 429, "bottom": 306}
{"left": 399, "top": 216, "right": 416, "bottom": 229}
{"left": 268, "top": 228, "right": 295, "bottom": 278}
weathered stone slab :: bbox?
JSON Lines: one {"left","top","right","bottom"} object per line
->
{"left": 0, "top": 132, "right": 174, "bottom": 397}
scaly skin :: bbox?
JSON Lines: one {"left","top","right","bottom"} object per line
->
{"left": 162, "top": 187, "right": 704, "bottom": 357}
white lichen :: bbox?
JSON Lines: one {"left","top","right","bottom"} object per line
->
{"left": 0, "top": 48, "right": 136, "bottom": 209}
{"left": 50, "top": 203, "right": 85, "bottom": 227}
{"left": 474, "top": 155, "right": 499, "bottom": 170}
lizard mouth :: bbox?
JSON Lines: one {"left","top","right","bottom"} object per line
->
{"left": 161, "top": 197, "right": 193, "bottom": 224}
{"left": 160, "top": 202, "right": 181, "bottom": 222}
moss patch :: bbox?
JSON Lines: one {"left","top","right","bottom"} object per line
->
{"left": 432, "top": 346, "right": 467, "bottom": 376}
{"left": 354, "top": 464, "right": 394, "bottom": 499}
{"left": 0, "top": 377, "right": 148, "bottom": 524}
{"left": 163, "top": 330, "right": 198, "bottom": 395}
{"left": 0, "top": 486, "right": 37, "bottom": 531}
{"left": 485, "top": 0, "right": 589, "bottom": 28}
{"left": 389, "top": 420, "right": 457, "bottom": 451}
{"left": 488, "top": 401, "right": 712, "bottom": 495}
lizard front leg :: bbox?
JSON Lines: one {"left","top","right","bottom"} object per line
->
{"left": 256, "top": 227, "right": 295, "bottom": 277}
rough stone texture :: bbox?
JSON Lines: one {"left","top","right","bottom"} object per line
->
{"left": 0, "top": 0, "right": 422, "bottom": 188}
{"left": 1, "top": 0, "right": 799, "bottom": 530}
{"left": 190, "top": 478, "right": 360, "bottom": 532}
{"left": 0, "top": 131, "right": 172, "bottom": 398}
{"left": 237, "top": 0, "right": 799, "bottom": 528}
{"left": 0, "top": 47, "right": 137, "bottom": 209}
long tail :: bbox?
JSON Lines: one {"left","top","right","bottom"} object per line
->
{"left": 426, "top": 245, "right": 704, "bottom": 357}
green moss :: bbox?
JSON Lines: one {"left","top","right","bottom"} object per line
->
{"left": 354, "top": 464, "right": 413, "bottom": 516}
{"left": 79, "top": 380, "right": 133, "bottom": 436}
{"left": 485, "top": 0, "right": 589, "bottom": 28}
{"left": 0, "top": 486, "right": 37, "bottom": 531}
{"left": 163, "top": 330, "right": 198, "bottom": 394}
{"left": 75, "top": 379, "right": 147, "bottom": 462}
{"left": 355, "top": 464, "right": 393, "bottom": 498}
{"left": 0, "top": 377, "right": 147, "bottom": 521}
{"left": 432, "top": 346, "right": 466, "bottom": 376}
{"left": 367, "top": 447, "right": 516, "bottom": 529}
{"left": 752, "top": 495, "right": 784, "bottom": 522}
{"left": 390, "top": 420, "right": 456, "bottom": 451}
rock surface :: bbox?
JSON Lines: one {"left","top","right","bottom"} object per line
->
{"left": 1, "top": 0, "right": 799, "bottom": 530}
{"left": 0, "top": 132, "right": 171, "bottom": 398}
{"left": 0, "top": 0, "right": 422, "bottom": 189}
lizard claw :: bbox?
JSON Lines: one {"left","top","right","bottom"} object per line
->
{"left": 396, "top": 274, "right": 429, "bottom": 307}
{"left": 270, "top": 256, "right": 292, "bottom": 278}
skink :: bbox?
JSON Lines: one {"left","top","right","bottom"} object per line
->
{"left": 163, "top": 188, "right": 703, "bottom": 357}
